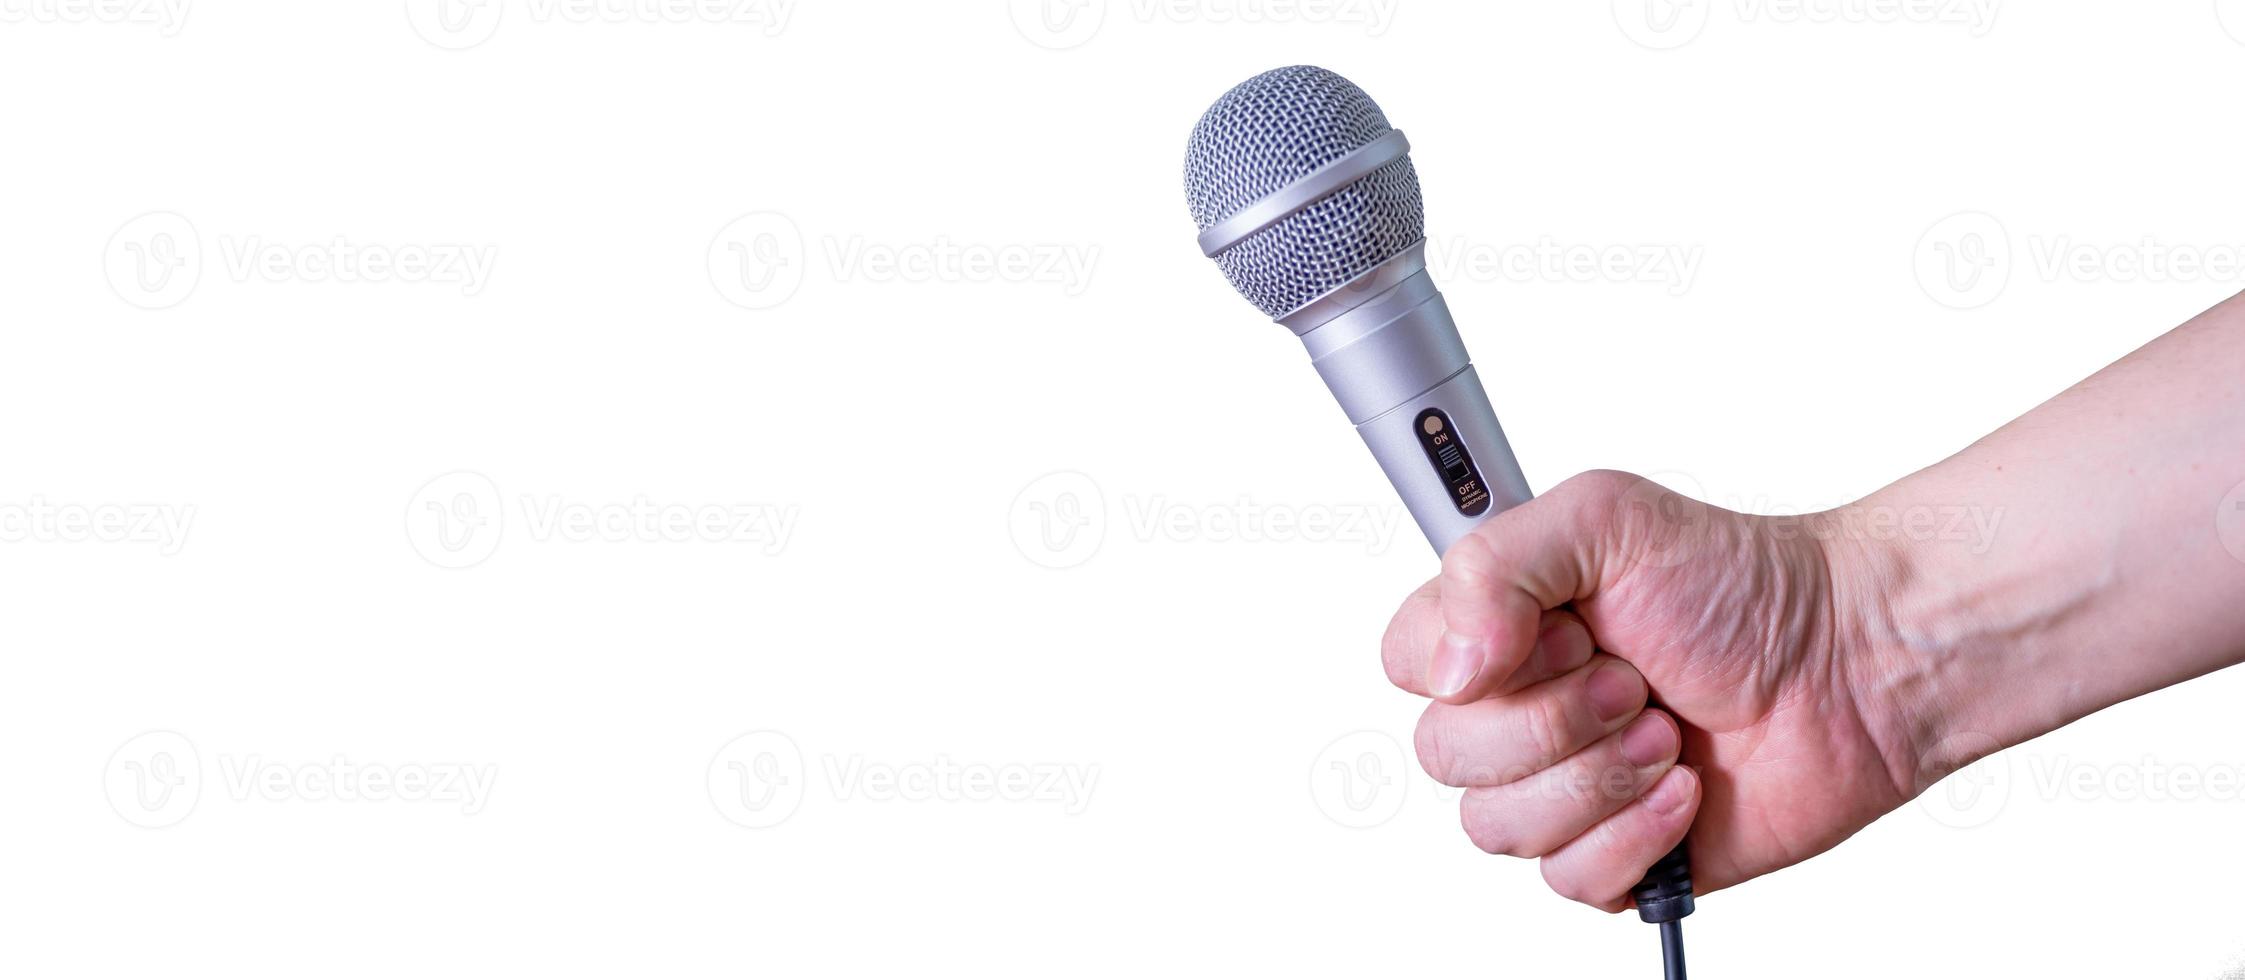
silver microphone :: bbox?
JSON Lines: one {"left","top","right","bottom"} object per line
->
{"left": 1182, "top": 65, "right": 1531, "bottom": 555}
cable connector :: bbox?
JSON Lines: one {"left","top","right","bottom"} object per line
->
{"left": 1632, "top": 842, "right": 1694, "bottom": 923}
{"left": 1631, "top": 842, "right": 1694, "bottom": 980}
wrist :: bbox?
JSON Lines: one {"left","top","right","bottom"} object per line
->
{"left": 1813, "top": 491, "right": 2022, "bottom": 798}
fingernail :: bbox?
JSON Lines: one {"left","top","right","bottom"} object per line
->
{"left": 1586, "top": 661, "right": 1643, "bottom": 723}
{"left": 1536, "top": 621, "right": 1590, "bottom": 674}
{"left": 1430, "top": 633, "right": 1484, "bottom": 699}
{"left": 1620, "top": 713, "right": 1677, "bottom": 768}
{"left": 1646, "top": 768, "right": 1693, "bottom": 816}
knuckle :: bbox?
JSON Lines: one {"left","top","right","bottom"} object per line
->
{"left": 1539, "top": 857, "right": 1587, "bottom": 904}
{"left": 1460, "top": 793, "right": 1540, "bottom": 857}
{"left": 1569, "top": 470, "right": 1646, "bottom": 531}
{"left": 1413, "top": 707, "right": 1460, "bottom": 786}
{"left": 1539, "top": 855, "right": 1607, "bottom": 907}
{"left": 1439, "top": 531, "right": 1499, "bottom": 591}
{"left": 1554, "top": 469, "right": 1640, "bottom": 514}
{"left": 1460, "top": 796, "right": 1516, "bottom": 855}
{"left": 1518, "top": 693, "right": 1572, "bottom": 772}
{"left": 1546, "top": 470, "right": 1644, "bottom": 575}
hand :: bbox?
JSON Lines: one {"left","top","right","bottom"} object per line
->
{"left": 1383, "top": 296, "right": 2245, "bottom": 913}
{"left": 1381, "top": 469, "right": 1920, "bottom": 911}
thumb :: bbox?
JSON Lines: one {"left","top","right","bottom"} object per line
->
{"left": 1425, "top": 470, "right": 1639, "bottom": 704}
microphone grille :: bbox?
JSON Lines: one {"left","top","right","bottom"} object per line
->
{"left": 1184, "top": 66, "right": 1425, "bottom": 318}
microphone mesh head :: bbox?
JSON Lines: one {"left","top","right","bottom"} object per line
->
{"left": 1184, "top": 65, "right": 1425, "bottom": 318}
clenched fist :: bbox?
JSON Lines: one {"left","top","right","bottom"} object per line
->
{"left": 1382, "top": 470, "right": 1913, "bottom": 910}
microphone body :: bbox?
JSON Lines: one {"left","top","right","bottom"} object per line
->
{"left": 1278, "top": 240, "right": 1529, "bottom": 555}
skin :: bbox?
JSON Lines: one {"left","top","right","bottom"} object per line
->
{"left": 1381, "top": 291, "right": 2245, "bottom": 911}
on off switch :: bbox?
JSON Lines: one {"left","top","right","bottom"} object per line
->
{"left": 1414, "top": 409, "right": 1491, "bottom": 518}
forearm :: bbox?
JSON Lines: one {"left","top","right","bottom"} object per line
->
{"left": 1836, "top": 292, "right": 2245, "bottom": 778}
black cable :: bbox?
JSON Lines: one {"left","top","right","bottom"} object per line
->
{"left": 1658, "top": 919, "right": 1686, "bottom": 980}
{"left": 1632, "top": 842, "right": 1695, "bottom": 980}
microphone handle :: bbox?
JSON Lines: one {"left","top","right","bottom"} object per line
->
{"left": 1349, "top": 363, "right": 1530, "bottom": 554}
{"left": 1293, "top": 252, "right": 1696, "bottom": 931}
{"left": 1287, "top": 245, "right": 1533, "bottom": 550}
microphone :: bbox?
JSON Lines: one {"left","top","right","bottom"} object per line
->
{"left": 1182, "top": 65, "right": 1696, "bottom": 979}
{"left": 1182, "top": 65, "right": 1528, "bottom": 554}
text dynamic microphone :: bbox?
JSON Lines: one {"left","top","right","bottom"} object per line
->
{"left": 1182, "top": 65, "right": 1697, "bottom": 980}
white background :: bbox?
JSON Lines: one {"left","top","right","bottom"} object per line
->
{"left": 6, "top": 1, "right": 2245, "bottom": 976}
